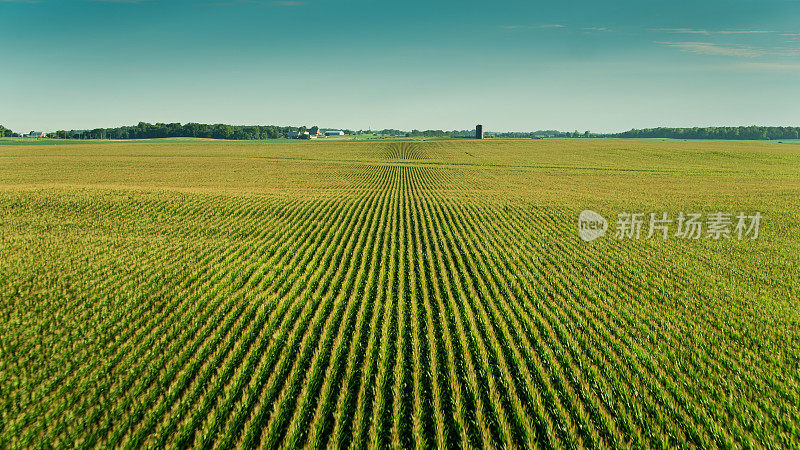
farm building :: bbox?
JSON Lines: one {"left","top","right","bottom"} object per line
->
{"left": 324, "top": 130, "right": 345, "bottom": 136}
{"left": 290, "top": 130, "right": 318, "bottom": 139}
{"left": 27, "top": 131, "right": 47, "bottom": 138}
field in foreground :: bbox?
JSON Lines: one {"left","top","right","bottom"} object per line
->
{"left": 1, "top": 139, "right": 799, "bottom": 448}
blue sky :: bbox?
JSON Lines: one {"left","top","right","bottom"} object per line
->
{"left": 2, "top": 0, "right": 799, "bottom": 132}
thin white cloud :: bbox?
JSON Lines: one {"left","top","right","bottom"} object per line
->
{"left": 651, "top": 28, "right": 711, "bottom": 35}
{"left": 500, "top": 24, "right": 565, "bottom": 30}
{"left": 583, "top": 27, "right": 611, "bottom": 32}
{"left": 656, "top": 41, "right": 763, "bottom": 57}
{"left": 717, "top": 30, "right": 772, "bottom": 35}
{"left": 199, "top": 0, "right": 305, "bottom": 6}
{"left": 650, "top": 28, "right": 772, "bottom": 35}
{"left": 773, "top": 46, "right": 800, "bottom": 56}
{"left": 737, "top": 62, "right": 800, "bottom": 71}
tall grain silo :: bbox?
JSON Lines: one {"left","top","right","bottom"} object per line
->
{"left": 476, "top": 124, "right": 484, "bottom": 139}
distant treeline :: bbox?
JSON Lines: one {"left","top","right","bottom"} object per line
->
{"left": 373, "top": 129, "right": 475, "bottom": 138}
{"left": 3, "top": 123, "right": 799, "bottom": 141}
{"left": 0, "top": 125, "right": 19, "bottom": 137}
{"left": 372, "top": 129, "right": 596, "bottom": 138}
{"left": 50, "top": 122, "right": 306, "bottom": 140}
{"left": 611, "top": 126, "right": 800, "bottom": 140}
{"left": 493, "top": 130, "right": 598, "bottom": 138}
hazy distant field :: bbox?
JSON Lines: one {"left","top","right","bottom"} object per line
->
{"left": 1, "top": 139, "right": 798, "bottom": 448}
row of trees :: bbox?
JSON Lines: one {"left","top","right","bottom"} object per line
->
{"left": 3, "top": 123, "right": 799, "bottom": 141}
{"left": 611, "top": 126, "right": 800, "bottom": 140}
{"left": 365, "top": 129, "right": 476, "bottom": 138}
{"left": 0, "top": 125, "right": 19, "bottom": 137}
{"left": 50, "top": 122, "right": 307, "bottom": 140}
{"left": 492, "top": 130, "right": 597, "bottom": 138}
{"left": 366, "top": 129, "right": 596, "bottom": 139}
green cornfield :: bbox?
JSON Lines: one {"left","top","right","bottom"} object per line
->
{"left": 1, "top": 139, "right": 798, "bottom": 448}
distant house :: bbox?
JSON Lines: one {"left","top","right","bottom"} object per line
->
{"left": 290, "top": 130, "right": 318, "bottom": 139}
{"left": 324, "top": 130, "right": 345, "bottom": 136}
{"left": 290, "top": 127, "right": 330, "bottom": 139}
{"left": 26, "top": 131, "right": 47, "bottom": 138}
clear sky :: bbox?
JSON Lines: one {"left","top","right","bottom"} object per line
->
{"left": 2, "top": 0, "right": 799, "bottom": 133}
